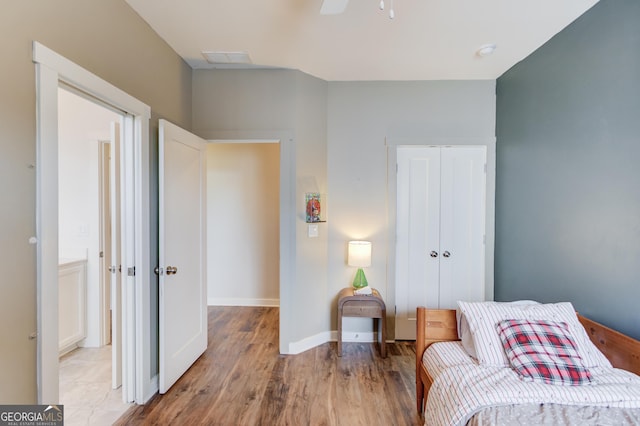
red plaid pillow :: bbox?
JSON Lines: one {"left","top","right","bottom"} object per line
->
{"left": 497, "top": 319, "right": 592, "bottom": 386}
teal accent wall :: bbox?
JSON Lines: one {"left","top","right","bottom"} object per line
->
{"left": 495, "top": 0, "right": 640, "bottom": 339}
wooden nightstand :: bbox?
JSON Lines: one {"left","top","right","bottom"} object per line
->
{"left": 337, "top": 287, "right": 386, "bottom": 358}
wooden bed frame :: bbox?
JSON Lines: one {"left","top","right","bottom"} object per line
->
{"left": 416, "top": 307, "right": 640, "bottom": 416}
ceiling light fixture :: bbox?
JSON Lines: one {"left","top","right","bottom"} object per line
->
{"left": 320, "top": 0, "right": 395, "bottom": 18}
{"left": 379, "top": 0, "right": 395, "bottom": 19}
{"left": 202, "top": 51, "right": 252, "bottom": 65}
{"left": 476, "top": 44, "right": 497, "bottom": 57}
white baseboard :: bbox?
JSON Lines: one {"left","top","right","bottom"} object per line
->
{"left": 287, "top": 331, "right": 332, "bottom": 354}
{"left": 329, "top": 330, "right": 377, "bottom": 342}
{"left": 287, "top": 331, "right": 391, "bottom": 354}
{"left": 207, "top": 297, "right": 279, "bottom": 307}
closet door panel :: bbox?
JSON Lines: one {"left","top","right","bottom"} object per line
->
{"left": 439, "top": 146, "right": 486, "bottom": 308}
{"left": 395, "top": 146, "right": 440, "bottom": 340}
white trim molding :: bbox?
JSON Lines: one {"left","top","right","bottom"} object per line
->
{"left": 288, "top": 331, "right": 331, "bottom": 355}
{"left": 33, "top": 41, "right": 153, "bottom": 404}
{"left": 208, "top": 298, "right": 280, "bottom": 307}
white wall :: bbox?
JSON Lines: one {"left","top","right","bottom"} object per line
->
{"left": 192, "top": 69, "right": 329, "bottom": 353}
{"left": 327, "top": 81, "right": 497, "bottom": 338}
{"left": 58, "top": 87, "right": 119, "bottom": 348}
{"left": 2, "top": 1, "right": 192, "bottom": 402}
{"left": 192, "top": 70, "right": 496, "bottom": 349}
{"left": 206, "top": 143, "right": 280, "bottom": 306}
{"left": 291, "top": 72, "right": 330, "bottom": 348}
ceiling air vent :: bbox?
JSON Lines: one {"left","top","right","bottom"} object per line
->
{"left": 202, "top": 51, "right": 252, "bottom": 65}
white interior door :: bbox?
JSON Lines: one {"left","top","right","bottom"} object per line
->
{"left": 395, "top": 146, "right": 441, "bottom": 340}
{"left": 109, "top": 121, "right": 123, "bottom": 390}
{"left": 395, "top": 146, "right": 486, "bottom": 340}
{"left": 159, "top": 119, "right": 207, "bottom": 394}
{"left": 438, "top": 146, "right": 486, "bottom": 308}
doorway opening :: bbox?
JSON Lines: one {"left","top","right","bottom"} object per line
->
{"left": 206, "top": 141, "right": 280, "bottom": 307}
{"left": 34, "top": 42, "right": 153, "bottom": 405}
{"left": 56, "top": 87, "right": 131, "bottom": 422}
{"left": 198, "top": 132, "right": 295, "bottom": 355}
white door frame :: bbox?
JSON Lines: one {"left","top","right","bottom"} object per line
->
{"left": 385, "top": 138, "right": 496, "bottom": 339}
{"left": 196, "top": 130, "right": 295, "bottom": 355}
{"left": 33, "top": 42, "right": 153, "bottom": 404}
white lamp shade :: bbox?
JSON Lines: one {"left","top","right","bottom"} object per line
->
{"left": 348, "top": 241, "right": 372, "bottom": 267}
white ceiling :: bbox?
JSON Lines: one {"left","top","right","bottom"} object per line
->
{"left": 125, "top": 0, "right": 599, "bottom": 81}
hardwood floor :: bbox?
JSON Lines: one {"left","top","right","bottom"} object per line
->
{"left": 115, "top": 306, "right": 422, "bottom": 426}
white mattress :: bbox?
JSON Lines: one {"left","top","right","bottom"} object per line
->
{"left": 422, "top": 341, "right": 640, "bottom": 426}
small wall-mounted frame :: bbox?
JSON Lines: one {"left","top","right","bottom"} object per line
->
{"left": 305, "top": 192, "right": 326, "bottom": 223}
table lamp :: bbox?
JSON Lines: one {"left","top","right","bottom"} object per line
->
{"left": 348, "top": 241, "right": 372, "bottom": 289}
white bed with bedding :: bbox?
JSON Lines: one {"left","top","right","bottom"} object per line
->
{"left": 415, "top": 301, "right": 640, "bottom": 426}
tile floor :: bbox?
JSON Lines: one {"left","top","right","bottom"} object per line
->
{"left": 59, "top": 346, "right": 132, "bottom": 425}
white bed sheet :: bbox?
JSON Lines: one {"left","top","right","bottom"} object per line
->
{"left": 422, "top": 341, "right": 640, "bottom": 426}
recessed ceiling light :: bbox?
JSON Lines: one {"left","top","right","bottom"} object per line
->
{"left": 476, "top": 44, "right": 497, "bottom": 58}
{"left": 202, "top": 51, "right": 252, "bottom": 65}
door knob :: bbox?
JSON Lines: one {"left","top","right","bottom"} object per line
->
{"left": 154, "top": 266, "right": 163, "bottom": 275}
{"left": 429, "top": 251, "right": 438, "bottom": 258}
{"left": 166, "top": 266, "right": 178, "bottom": 275}
{"left": 442, "top": 251, "right": 451, "bottom": 258}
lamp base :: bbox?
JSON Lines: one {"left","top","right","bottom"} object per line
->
{"left": 352, "top": 268, "right": 368, "bottom": 289}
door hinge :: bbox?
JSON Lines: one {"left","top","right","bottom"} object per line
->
{"left": 127, "top": 267, "right": 136, "bottom": 277}
{"left": 394, "top": 305, "right": 397, "bottom": 315}
{"left": 99, "top": 251, "right": 104, "bottom": 258}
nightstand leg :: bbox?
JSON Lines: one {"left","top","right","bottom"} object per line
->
{"left": 337, "top": 307, "right": 343, "bottom": 356}
{"left": 380, "top": 312, "right": 386, "bottom": 358}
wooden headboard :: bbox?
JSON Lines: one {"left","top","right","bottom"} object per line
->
{"left": 578, "top": 314, "right": 640, "bottom": 376}
{"left": 415, "top": 308, "right": 458, "bottom": 414}
{"left": 415, "top": 309, "right": 459, "bottom": 380}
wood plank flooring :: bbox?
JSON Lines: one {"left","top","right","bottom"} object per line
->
{"left": 115, "top": 306, "right": 422, "bottom": 426}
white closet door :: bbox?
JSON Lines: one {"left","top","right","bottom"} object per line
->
{"left": 438, "top": 146, "right": 486, "bottom": 308}
{"left": 395, "top": 145, "right": 487, "bottom": 340}
{"left": 395, "top": 146, "right": 441, "bottom": 340}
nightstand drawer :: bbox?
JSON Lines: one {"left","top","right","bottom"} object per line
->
{"left": 342, "top": 300, "right": 383, "bottom": 317}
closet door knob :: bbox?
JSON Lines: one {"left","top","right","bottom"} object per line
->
{"left": 429, "top": 251, "right": 438, "bottom": 258}
{"left": 442, "top": 251, "right": 451, "bottom": 258}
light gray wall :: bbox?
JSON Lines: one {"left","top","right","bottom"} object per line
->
{"left": 495, "top": 0, "right": 640, "bottom": 339}
{"left": 192, "top": 69, "right": 329, "bottom": 348}
{"left": 193, "top": 72, "right": 496, "bottom": 345}
{"left": 0, "top": 0, "right": 191, "bottom": 403}
{"left": 292, "top": 72, "right": 330, "bottom": 342}
{"left": 327, "top": 81, "right": 496, "bottom": 337}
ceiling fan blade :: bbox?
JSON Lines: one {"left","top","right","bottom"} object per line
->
{"left": 320, "top": 0, "right": 349, "bottom": 15}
